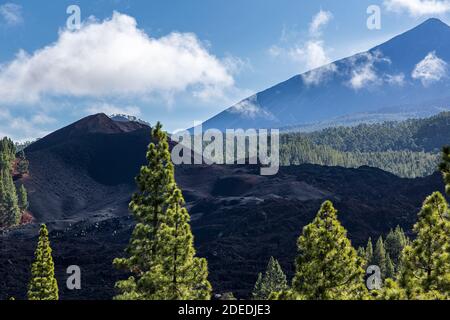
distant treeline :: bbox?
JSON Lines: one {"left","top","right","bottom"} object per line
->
{"left": 280, "top": 112, "right": 450, "bottom": 178}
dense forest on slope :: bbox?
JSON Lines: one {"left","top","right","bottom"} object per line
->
{"left": 280, "top": 112, "right": 450, "bottom": 178}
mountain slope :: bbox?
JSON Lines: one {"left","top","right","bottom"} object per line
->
{"left": 200, "top": 18, "right": 450, "bottom": 131}
{"left": 23, "top": 114, "right": 151, "bottom": 222}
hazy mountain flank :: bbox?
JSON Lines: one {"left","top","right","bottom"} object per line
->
{"left": 200, "top": 18, "right": 450, "bottom": 131}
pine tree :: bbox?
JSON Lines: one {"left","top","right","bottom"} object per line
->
{"left": 385, "top": 254, "right": 395, "bottom": 280}
{"left": 377, "top": 279, "right": 407, "bottom": 300}
{"left": 372, "top": 237, "right": 387, "bottom": 279}
{"left": 0, "top": 137, "right": 21, "bottom": 229}
{"left": 18, "top": 184, "right": 28, "bottom": 212}
{"left": 440, "top": 146, "right": 450, "bottom": 195}
{"left": 357, "top": 247, "right": 367, "bottom": 267}
{"left": 384, "top": 226, "right": 408, "bottom": 268}
{"left": 219, "top": 292, "right": 237, "bottom": 300}
{"left": 28, "top": 224, "right": 59, "bottom": 300}
{"left": 0, "top": 168, "right": 21, "bottom": 228}
{"left": 365, "top": 238, "right": 373, "bottom": 266}
{"left": 397, "top": 192, "right": 450, "bottom": 299}
{"left": 291, "top": 201, "right": 368, "bottom": 300}
{"left": 17, "top": 150, "right": 29, "bottom": 176}
{"left": 264, "top": 257, "right": 288, "bottom": 297}
{"left": 252, "top": 273, "right": 265, "bottom": 300}
{"left": 252, "top": 257, "right": 288, "bottom": 300}
{"left": 149, "top": 187, "right": 211, "bottom": 299}
{"left": 113, "top": 122, "right": 211, "bottom": 300}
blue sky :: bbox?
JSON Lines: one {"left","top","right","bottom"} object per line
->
{"left": 1, "top": 0, "right": 449, "bottom": 141}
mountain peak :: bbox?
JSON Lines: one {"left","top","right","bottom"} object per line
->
{"left": 372, "top": 16, "right": 450, "bottom": 64}
{"left": 419, "top": 17, "right": 449, "bottom": 27}
{"left": 109, "top": 114, "right": 150, "bottom": 126}
{"left": 406, "top": 17, "right": 450, "bottom": 35}
{"left": 27, "top": 113, "right": 149, "bottom": 152}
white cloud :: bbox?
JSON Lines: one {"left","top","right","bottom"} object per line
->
{"left": 346, "top": 51, "right": 405, "bottom": 89}
{"left": 31, "top": 113, "right": 57, "bottom": 125}
{"left": 0, "top": 12, "right": 235, "bottom": 105}
{"left": 412, "top": 51, "right": 448, "bottom": 85}
{"left": 289, "top": 40, "right": 337, "bottom": 85}
{"left": 274, "top": 10, "right": 335, "bottom": 86}
{"left": 384, "top": 0, "right": 450, "bottom": 16}
{"left": 347, "top": 51, "right": 391, "bottom": 90}
{"left": 85, "top": 103, "right": 141, "bottom": 116}
{"left": 222, "top": 55, "right": 250, "bottom": 75}
{"left": 229, "top": 95, "right": 275, "bottom": 120}
{"left": 385, "top": 73, "right": 406, "bottom": 86}
{"left": 302, "top": 64, "right": 338, "bottom": 86}
{"left": 0, "top": 108, "right": 50, "bottom": 141}
{"left": 290, "top": 41, "right": 330, "bottom": 70}
{"left": 268, "top": 45, "right": 283, "bottom": 58}
{"left": 309, "top": 10, "right": 333, "bottom": 36}
{"left": 349, "top": 64, "right": 379, "bottom": 89}
{"left": 0, "top": 3, "right": 23, "bottom": 26}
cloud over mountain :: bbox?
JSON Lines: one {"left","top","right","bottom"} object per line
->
{"left": 274, "top": 10, "right": 336, "bottom": 86}
{"left": 346, "top": 51, "right": 391, "bottom": 90}
{"left": 412, "top": 51, "right": 448, "bottom": 85}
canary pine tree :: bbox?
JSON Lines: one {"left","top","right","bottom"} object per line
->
{"left": 291, "top": 201, "right": 368, "bottom": 300}
{"left": 18, "top": 184, "right": 28, "bottom": 212}
{"left": 397, "top": 192, "right": 450, "bottom": 299}
{"left": 149, "top": 187, "right": 211, "bottom": 299}
{"left": 0, "top": 166, "right": 21, "bottom": 228}
{"left": 372, "top": 237, "right": 387, "bottom": 279}
{"left": 365, "top": 238, "right": 373, "bottom": 266}
{"left": 252, "top": 273, "right": 265, "bottom": 300}
{"left": 28, "top": 224, "right": 59, "bottom": 300}
{"left": 252, "top": 257, "right": 288, "bottom": 300}
{"left": 385, "top": 254, "right": 395, "bottom": 279}
{"left": 440, "top": 146, "right": 450, "bottom": 194}
{"left": 113, "top": 122, "right": 211, "bottom": 300}
{"left": 0, "top": 137, "right": 21, "bottom": 228}
{"left": 357, "top": 247, "right": 367, "bottom": 268}
{"left": 384, "top": 226, "right": 408, "bottom": 268}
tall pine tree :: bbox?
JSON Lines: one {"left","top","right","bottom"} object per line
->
{"left": 440, "top": 146, "right": 450, "bottom": 195}
{"left": 17, "top": 150, "right": 29, "bottom": 176}
{"left": 384, "top": 226, "right": 408, "bottom": 269}
{"left": 28, "top": 224, "right": 59, "bottom": 300}
{"left": 365, "top": 238, "right": 373, "bottom": 267}
{"left": 113, "top": 122, "right": 211, "bottom": 300}
{"left": 372, "top": 237, "right": 387, "bottom": 279}
{"left": 291, "top": 201, "right": 368, "bottom": 300}
{"left": 385, "top": 254, "right": 395, "bottom": 279}
{"left": 18, "top": 184, "right": 28, "bottom": 212}
{"left": 252, "top": 273, "right": 265, "bottom": 300}
{"left": 0, "top": 167, "right": 21, "bottom": 228}
{"left": 397, "top": 192, "right": 450, "bottom": 299}
{"left": 252, "top": 257, "right": 288, "bottom": 300}
{"left": 0, "top": 137, "right": 21, "bottom": 229}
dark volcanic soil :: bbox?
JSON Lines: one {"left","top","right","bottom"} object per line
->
{"left": 0, "top": 114, "right": 445, "bottom": 300}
